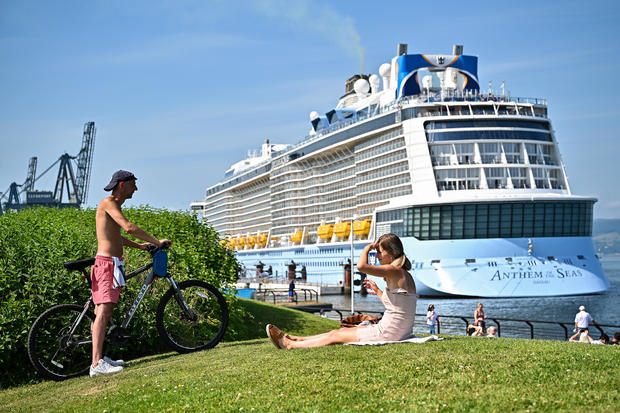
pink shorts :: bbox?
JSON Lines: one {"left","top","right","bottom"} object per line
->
{"left": 91, "top": 255, "right": 123, "bottom": 304}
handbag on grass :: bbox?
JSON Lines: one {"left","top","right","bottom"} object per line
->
{"left": 340, "top": 314, "right": 381, "bottom": 328}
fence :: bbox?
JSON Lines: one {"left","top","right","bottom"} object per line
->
{"left": 254, "top": 288, "right": 318, "bottom": 305}
{"left": 320, "top": 308, "right": 619, "bottom": 341}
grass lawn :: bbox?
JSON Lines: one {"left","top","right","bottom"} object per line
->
{"left": 1, "top": 301, "right": 618, "bottom": 412}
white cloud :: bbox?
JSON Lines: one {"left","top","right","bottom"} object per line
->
{"left": 251, "top": 0, "right": 365, "bottom": 73}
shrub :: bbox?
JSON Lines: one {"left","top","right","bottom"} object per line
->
{"left": 0, "top": 206, "right": 242, "bottom": 388}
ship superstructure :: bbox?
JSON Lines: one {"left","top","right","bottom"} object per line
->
{"left": 191, "top": 44, "right": 609, "bottom": 297}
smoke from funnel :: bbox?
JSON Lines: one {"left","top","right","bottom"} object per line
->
{"left": 252, "top": 0, "right": 365, "bottom": 73}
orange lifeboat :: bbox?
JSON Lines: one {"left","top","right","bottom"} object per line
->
{"left": 334, "top": 222, "right": 351, "bottom": 238}
{"left": 238, "top": 237, "right": 246, "bottom": 249}
{"left": 291, "top": 230, "right": 303, "bottom": 244}
{"left": 317, "top": 224, "right": 334, "bottom": 240}
{"left": 257, "top": 233, "right": 268, "bottom": 247}
{"left": 354, "top": 219, "right": 372, "bottom": 238}
{"left": 247, "top": 235, "right": 257, "bottom": 248}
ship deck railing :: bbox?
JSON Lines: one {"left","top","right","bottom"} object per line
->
{"left": 319, "top": 309, "right": 618, "bottom": 342}
{"left": 291, "top": 92, "right": 548, "bottom": 153}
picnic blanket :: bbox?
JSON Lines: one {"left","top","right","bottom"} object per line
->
{"left": 346, "top": 335, "right": 443, "bottom": 346}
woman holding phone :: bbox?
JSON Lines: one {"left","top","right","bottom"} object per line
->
{"left": 266, "top": 233, "right": 417, "bottom": 349}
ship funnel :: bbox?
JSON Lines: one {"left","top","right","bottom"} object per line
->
{"left": 397, "top": 43, "right": 408, "bottom": 56}
{"left": 453, "top": 44, "right": 463, "bottom": 55}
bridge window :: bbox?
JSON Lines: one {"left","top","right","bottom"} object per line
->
{"left": 376, "top": 200, "right": 593, "bottom": 240}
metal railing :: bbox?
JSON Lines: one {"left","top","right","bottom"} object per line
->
{"left": 319, "top": 308, "right": 619, "bottom": 341}
{"left": 255, "top": 288, "right": 318, "bottom": 305}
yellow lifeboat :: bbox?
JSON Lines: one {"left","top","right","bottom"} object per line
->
{"left": 219, "top": 239, "right": 228, "bottom": 247}
{"left": 238, "top": 237, "right": 246, "bottom": 248}
{"left": 334, "top": 222, "right": 351, "bottom": 238}
{"left": 227, "top": 238, "right": 236, "bottom": 249}
{"left": 291, "top": 230, "right": 303, "bottom": 244}
{"left": 354, "top": 219, "right": 372, "bottom": 238}
{"left": 317, "top": 224, "right": 334, "bottom": 240}
{"left": 247, "top": 235, "right": 257, "bottom": 248}
{"left": 257, "top": 233, "right": 268, "bottom": 247}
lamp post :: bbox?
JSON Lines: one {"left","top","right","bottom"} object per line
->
{"left": 350, "top": 214, "right": 358, "bottom": 315}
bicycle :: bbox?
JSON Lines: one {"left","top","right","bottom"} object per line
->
{"left": 27, "top": 245, "right": 229, "bottom": 381}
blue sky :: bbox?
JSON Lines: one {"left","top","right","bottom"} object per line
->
{"left": 1, "top": 0, "right": 619, "bottom": 218}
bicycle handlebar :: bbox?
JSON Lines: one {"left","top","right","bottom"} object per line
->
{"left": 145, "top": 243, "right": 171, "bottom": 255}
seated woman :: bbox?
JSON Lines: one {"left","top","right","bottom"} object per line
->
{"left": 569, "top": 329, "right": 594, "bottom": 343}
{"left": 266, "top": 233, "right": 417, "bottom": 349}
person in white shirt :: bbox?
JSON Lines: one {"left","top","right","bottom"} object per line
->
{"left": 574, "top": 305, "right": 598, "bottom": 333}
{"left": 591, "top": 333, "right": 609, "bottom": 345}
{"left": 426, "top": 304, "right": 439, "bottom": 335}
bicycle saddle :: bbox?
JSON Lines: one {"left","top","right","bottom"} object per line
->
{"left": 63, "top": 257, "right": 96, "bottom": 271}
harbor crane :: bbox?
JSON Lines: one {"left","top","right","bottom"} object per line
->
{"left": 0, "top": 122, "right": 96, "bottom": 214}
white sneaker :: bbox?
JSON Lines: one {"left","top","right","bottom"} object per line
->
{"left": 89, "top": 359, "right": 123, "bottom": 377}
{"left": 103, "top": 356, "right": 125, "bottom": 367}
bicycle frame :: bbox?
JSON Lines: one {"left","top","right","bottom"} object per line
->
{"left": 70, "top": 249, "right": 194, "bottom": 341}
{"left": 119, "top": 262, "right": 158, "bottom": 330}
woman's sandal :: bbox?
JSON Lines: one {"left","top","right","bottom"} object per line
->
{"left": 266, "top": 324, "right": 286, "bottom": 349}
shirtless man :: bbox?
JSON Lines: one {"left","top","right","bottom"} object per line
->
{"left": 90, "top": 170, "right": 171, "bottom": 377}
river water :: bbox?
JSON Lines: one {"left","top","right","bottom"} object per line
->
{"left": 318, "top": 256, "right": 620, "bottom": 338}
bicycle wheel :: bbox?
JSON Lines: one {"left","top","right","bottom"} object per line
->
{"left": 156, "top": 280, "right": 229, "bottom": 353}
{"left": 27, "top": 304, "right": 95, "bottom": 381}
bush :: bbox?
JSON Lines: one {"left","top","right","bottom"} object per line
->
{"left": 0, "top": 206, "right": 243, "bottom": 388}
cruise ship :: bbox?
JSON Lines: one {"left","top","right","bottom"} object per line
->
{"left": 191, "top": 44, "right": 610, "bottom": 297}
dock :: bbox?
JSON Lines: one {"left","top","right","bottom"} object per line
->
{"left": 234, "top": 281, "right": 343, "bottom": 296}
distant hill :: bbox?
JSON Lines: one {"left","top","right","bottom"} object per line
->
{"left": 593, "top": 218, "right": 620, "bottom": 255}
{"left": 594, "top": 219, "right": 620, "bottom": 235}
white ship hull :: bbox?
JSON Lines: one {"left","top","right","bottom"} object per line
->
{"left": 234, "top": 236, "right": 608, "bottom": 297}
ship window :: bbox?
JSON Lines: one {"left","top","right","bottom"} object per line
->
{"left": 426, "top": 130, "right": 552, "bottom": 143}
{"left": 440, "top": 205, "right": 452, "bottom": 239}
{"left": 452, "top": 205, "right": 464, "bottom": 239}
{"left": 379, "top": 200, "right": 594, "bottom": 240}
{"left": 476, "top": 204, "right": 488, "bottom": 238}
{"left": 500, "top": 203, "right": 512, "bottom": 237}
{"left": 429, "top": 206, "right": 441, "bottom": 239}
{"left": 463, "top": 204, "right": 476, "bottom": 238}
{"left": 487, "top": 204, "right": 500, "bottom": 238}
{"left": 425, "top": 119, "right": 550, "bottom": 130}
